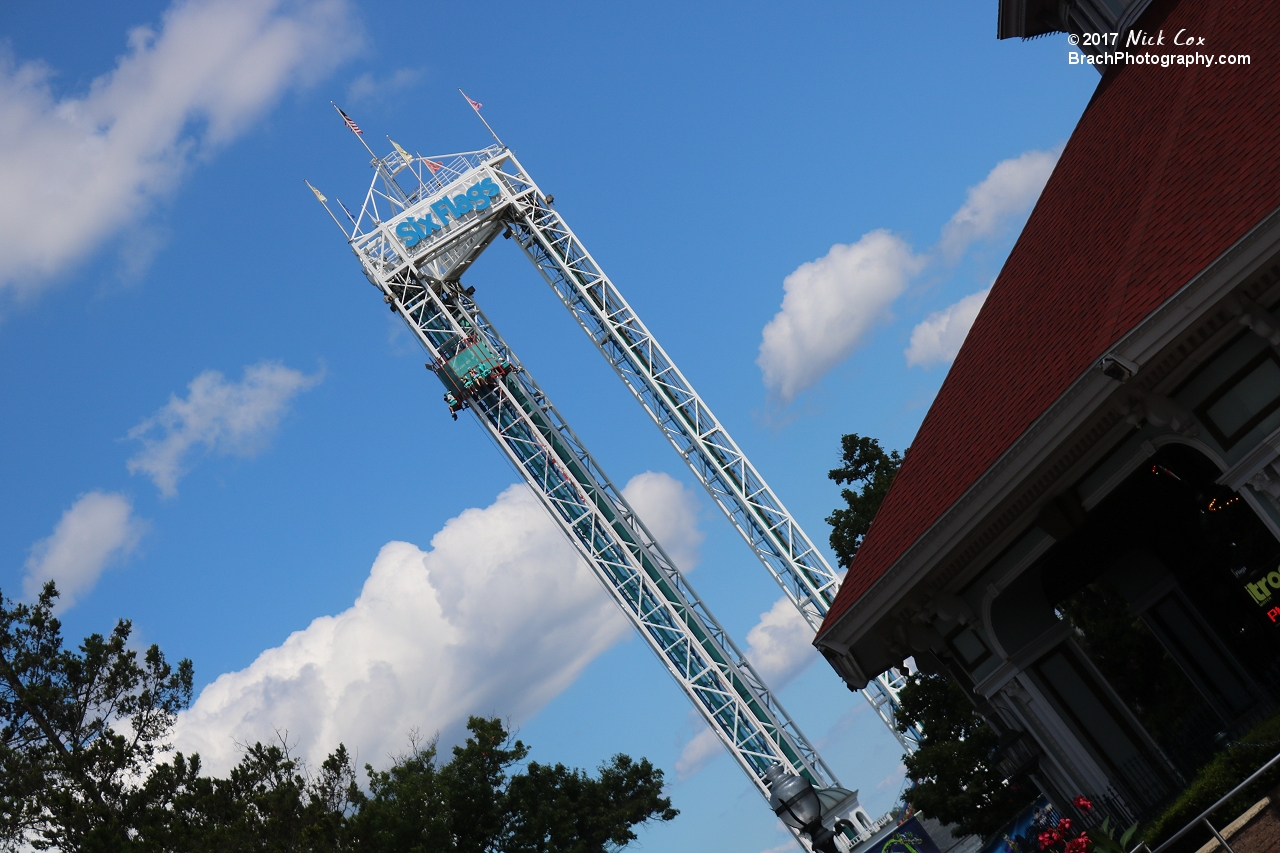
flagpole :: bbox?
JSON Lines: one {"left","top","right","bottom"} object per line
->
{"left": 335, "top": 199, "right": 360, "bottom": 230}
{"left": 304, "top": 180, "right": 351, "bottom": 239}
{"left": 458, "top": 89, "right": 504, "bottom": 148}
{"left": 386, "top": 136, "right": 417, "bottom": 174}
{"left": 330, "top": 101, "right": 380, "bottom": 161}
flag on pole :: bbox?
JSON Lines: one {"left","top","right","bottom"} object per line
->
{"left": 457, "top": 89, "right": 503, "bottom": 148}
{"left": 305, "top": 177, "right": 348, "bottom": 235}
{"left": 336, "top": 106, "right": 363, "bottom": 135}
{"left": 389, "top": 139, "right": 414, "bottom": 166}
{"left": 331, "top": 102, "right": 377, "bottom": 159}
{"left": 337, "top": 199, "right": 357, "bottom": 225}
{"left": 423, "top": 158, "right": 443, "bottom": 175}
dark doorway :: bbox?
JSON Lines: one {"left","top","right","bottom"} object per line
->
{"left": 1041, "top": 443, "right": 1280, "bottom": 785}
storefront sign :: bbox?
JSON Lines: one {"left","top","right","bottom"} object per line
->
{"left": 880, "top": 817, "right": 942, "bottom": 853}
{"left": 980, "top": 797, "right": 1059, "bottom": 853}
{"left": 1243, "top": 569, "right": 1280, "bottom": 605}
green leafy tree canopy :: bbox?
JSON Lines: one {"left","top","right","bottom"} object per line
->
{"left": 0, "top": 582, "right": 193, "bottom": 850}
{"left": 1, "top": 584, "right": 677, "bottom": 852}
{"left": 826, "top": 433, "right": 905, "bottom": 565}
{"left": 351, "top": 717, "right": 678, "bottom": 853}
{"left": 895, "top": 673, "right": 1031, "bottom": 839}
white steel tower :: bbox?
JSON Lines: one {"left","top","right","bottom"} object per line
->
{"left": 329, "top": 142, "right": 852, "bottom": 823}
{"left": 314, "top": 126, "right": 907, "bottom": 844}
{"left": 349, "top": 125, "right": 922, "bottom": 752}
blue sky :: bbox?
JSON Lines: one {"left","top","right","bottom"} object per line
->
{"left": 0, "top": 3, "right": 1096, "bottom": 850}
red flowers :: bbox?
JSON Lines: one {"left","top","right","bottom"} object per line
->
{"left": 1038, "top": 804, "right": 1093, "bottom": 853}
{"left": 1039, "top": 829, "right": 1064, "bottom": 850}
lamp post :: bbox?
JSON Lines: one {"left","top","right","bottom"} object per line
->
{"left": 764, "top": 763, "right": 840, "bottom": 853}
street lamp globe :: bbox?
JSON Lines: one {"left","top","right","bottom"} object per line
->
{"left": 767, "top": 765, "right": 823, "bottom": 833}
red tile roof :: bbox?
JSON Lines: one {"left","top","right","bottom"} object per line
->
{"left": 820, "top": 0, "right": 1280, "bottom": 637}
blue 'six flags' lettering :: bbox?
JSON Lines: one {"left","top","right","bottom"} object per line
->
{"left": 395, "top": 177, "right": 501, "bottom": 248}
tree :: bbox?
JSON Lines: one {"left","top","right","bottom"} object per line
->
{"left": 895, "top": 673, "right": 1031, "bottom": 839}
{"left": 349, "top": 716, "right": 679, "bottom": 853}
{"left": 826, "top": 434, "right": 905, "bottom": 565}
{"left": 1, "top": 585, "right": 677, "bottom": 851}
{"left": 0, "top": 582, "right": 193, "bottom": 850}
{"left": 505, "top": 750, "right": 678, "bottom": 852}
{"left": 130, "top": 738, "right": 363, "bottom": 853}
{"left": 825, "top": 435, "right": 1029, "bottom": 837}
{"left": 346, "top": 734, "right": 450, "bottom": 853}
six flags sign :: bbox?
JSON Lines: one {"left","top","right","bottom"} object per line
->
{"left": 394, "top": 176, "right": 502, "bottom": 248}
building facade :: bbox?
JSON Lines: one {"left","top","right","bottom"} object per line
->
{"left": 816, "top": 0, "right": 1280, "bottom": 826}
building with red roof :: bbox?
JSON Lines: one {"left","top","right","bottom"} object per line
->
{"left": 816, "top": 0, "right": 1280, "bottom": 827}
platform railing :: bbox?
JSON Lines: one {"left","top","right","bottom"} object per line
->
{"left": 1149, "top": 749, "right": 1280, "bottom": 853}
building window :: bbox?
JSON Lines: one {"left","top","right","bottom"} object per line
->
{"left": 1195, "top": 349, "right": 1280, "bottom": 450}
{"left": 946, "top": 625, "right": 993, "bottom": 668}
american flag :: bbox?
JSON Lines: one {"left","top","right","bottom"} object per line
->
{"left": 337, "top": 106, "right": 363, "bottom": 136}
{"left": 423, "top": 158, "right": 444, "bottom": 174}
{"left": 463, "top": 92, "right": 482, "bottom": 112}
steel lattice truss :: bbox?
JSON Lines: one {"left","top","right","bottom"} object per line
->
{"left": 342, "top": 148, "right": 834, "bottom": 806}
{"left": 495, "top": 172, "right": 922, "bottom": 753}
{"left": 335, "top": 138, "right": 916, "bottom": 805}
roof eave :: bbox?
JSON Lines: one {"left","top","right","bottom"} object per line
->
{"left": 997, "top": 0, "right": 1067, "bottom": 40}
{"left": 816, "top": 203, "right": 1280, "bottom": 667}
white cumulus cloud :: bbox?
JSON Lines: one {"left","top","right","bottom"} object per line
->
{"left": 674, "top": 722, "right": 723, "bottom": 782}
{"left": 174, "top": 472, "right": 702, "bottom": 774}
{"left": 23, "top": 491, "right": 144, "bottom": 608}
{"left": 127, "top": 361, "right": 322, "bottom": 497}
{"left": 346, "top": 67, "right": 424, "bottom": 103}
{"left": 756, "top": 146, "right": 1060, "bottom": 399}
{"left": 938, "top": 146, "right": 1062, "bottom": 261}
{"left": 904, "top": 287, "right": 991, "bottom": 369}
{"left": 878, "top": 763, "right": 907, "bottom": 790}
{"left": 619, "top": 471, "right": 703, "bottom": 571}
{"left": 0, "top": 0, "right": 359, "bottom": 295}
{"left": 745, "top": 595, "right": 818, "bottom": 689}
{"left": 758, "top": 230, "right": 923, "bottom": 403}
